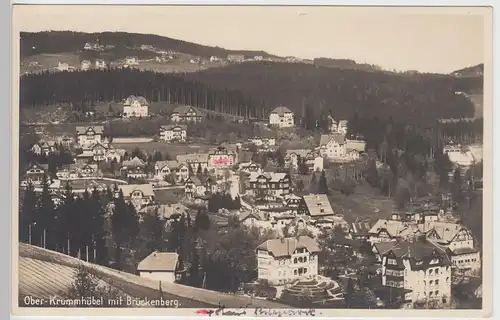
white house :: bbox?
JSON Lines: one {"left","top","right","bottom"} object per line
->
{"left": 57, "top": 62, "right": 69, "bottom": 71}
{"left": 381, "top": 239, "right": 452, "bottom": 308}
{"left": 256, "top": 236, "right": 320, "bottom": 285}
{"left": 160, "top": 124, "right": 187, "bottom": 142}
{"left": 338, "top": 120, "right": 348, "bottom": 134}
{"left": 95, "top": 59, "right": 107, "bottom": 69}
{"left": 118, "top": 183, "right": 155, "bottom": 209}
{"left": 137, "top": 251, "right": 181, "bottom": 283}
{"left": 125, "top": 56, "right": 139, "bottom": 66}
{"left": 269, "top": 106, "right": 294, "bottom": 128}
{"left": 210, "top": 56, "right": 220, "bottom": 62}
{"left": 123, "top": 95, "right": 149, "bottom": 118}
{"left": 76, "top": 125, "right": 104, "bottom": 148}
{"left": 81, "top": 60, "right": 92, "bottom": 70}
{"left": 319, "top": 133, "right": 347, "bottom": 160}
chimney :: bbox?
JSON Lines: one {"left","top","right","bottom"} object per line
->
{"left": 280, "top": 237, "right": 285, "bottom": 243}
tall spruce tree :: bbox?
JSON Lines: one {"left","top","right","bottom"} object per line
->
{"left": 19, "top": 182, "right": 37, "bottom": 244}
{"left": 37, "top": 174, "right": 57, "bottom": 249}
{"left": 318, "top": 170, "right": 330, "bottom": 195}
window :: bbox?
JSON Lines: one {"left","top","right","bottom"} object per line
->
{"left": 435, "top": 280, "right": 439, "bottom": 286}
{"left": 388, "top": 259, "right": 397, "bottom": 265}
{"left": 429, "top": 269, "right": 433, "bottom": 275}
{"left": 429, "top": 280, "right": 433, "bottom": 286}
{"left": 435, "top": 290, "right": 439, "bottom": 296}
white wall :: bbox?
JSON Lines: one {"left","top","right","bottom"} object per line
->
{"left": 139, "top": 271, "right": 176, "bottom": 283}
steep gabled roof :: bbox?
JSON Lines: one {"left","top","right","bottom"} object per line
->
{"left": 256, "top": 236, "right": 320, "bottom": 257}
{"left": 319, "top": 133, "right": 346, "bottom": 146}
{"left": 119, "top": 184, "right": 154, "bottom": 197}
{"left": 302, "top": 194, "right": 335, "bottom": 217}
{"left": 137, "top": 251, "right": 178, "bottom": 272}
{"left": 122, "top": 156, "right": 146, "bottom": 168}
{"left": 76, "top": 125, "right": 104, "bottom": 135}
{"left": 270, "top": 106, "right": 293, "bottom": 116}
{"left": 172, "top": 105, "right": 199, "bottom": 117}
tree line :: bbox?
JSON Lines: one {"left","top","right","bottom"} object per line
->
{"left": 184, "top": 61, "right": 480, "bottom": 122}
{"left": 20, "top": 69, "right": 267, "bottom": 119}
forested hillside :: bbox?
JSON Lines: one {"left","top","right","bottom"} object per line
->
{"left": 184, "top": 61, "right": 480, "bottom": 121}
{"left": 20, "top": 69, "right": 266, "bottom": 119}
{"left": 20, "top": 31, "right": 275, "bottom": 59}
{"left": 20, "top": 61, "right": 482, "bottom": 122}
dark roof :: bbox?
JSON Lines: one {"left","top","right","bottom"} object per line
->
{"left": 384, "top": 239, "right": 452, "bottom": 270}
{"left": 330, "top": 236, "right": 364, "bottom": 249}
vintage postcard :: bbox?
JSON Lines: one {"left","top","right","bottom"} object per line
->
{"left": 11, "top": 4, "right": 492, "bottom": 318}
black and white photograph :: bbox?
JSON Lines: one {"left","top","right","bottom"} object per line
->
{"left": 12, "top": 5, "right": 492, "bottom": 317}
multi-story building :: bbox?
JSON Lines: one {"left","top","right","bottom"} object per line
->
{"left": 248, "top": 172, "right": 291, "bottom": 201}
{"left": 120, "top": 156, "right": 147, "bottom": 179}
{"left": 176, "top": 153, "right": 209, "bottom": 173}
{"left": 422, "top": 221, "right": 481, "bottom": 271}
{"left": 269, "top": 106, "right": 294, "bottom": 128}
{"left": 207, "top": 146, "right": 237, "bottom": 169}
{"left": 380, "top": 238, "right": 452, "bottom": 308}
{"left": 170, "top": 105, "right": 203, "bottom": 123}
{"left": 256, "top": 236, "right": 320, "bottom": 285}
{"left": 123, "top": 95, "right": 149, "bottom": 118}
{"left": 367, "top": 219, "right": 422, "bottom": 244}
{"left": 160, "top": 124, "right": 187, "bottom": 142}
{"left": 154, "top": 160, "right": 190, "bottom": 182}
{"left": 76, "top": 125, "right": 104, "bottom": 148}
{"left": 319, "top": 133, "right": 347, "bottom": 160}
{"left": 117, "top": 183, "right": 155, "bottom": 210}
{"left": 22, "top": 164, "right": 49, "bottom": 187}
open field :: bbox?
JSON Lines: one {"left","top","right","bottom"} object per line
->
{"left": 327, "top": 182, "right": 395, "bottom": 223}
{"left": 110, "top": 141, "right": 218, "bottom": 156}
{"left": 21, "top": 52, "right": 81, "bottom": 74}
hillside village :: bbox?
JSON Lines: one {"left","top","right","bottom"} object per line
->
{"left": 19, "top": 82, "right": 484, "bottom": 309}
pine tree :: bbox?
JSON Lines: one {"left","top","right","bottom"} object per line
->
{"left": 197, "top": 164, "right": 203, "bottom": 176}
{"left": 19, "top": 182, "right": 37, "bottom": 244}
{"left": 344, "top": 277, "right": 355, "bottom": 308}
{"left": 188, "top": 250, "right": 202, "bottom": 287}
{"left": 37, "top": 174, "right": 57, "bottom": 249}
{"left": 111, "top": 189, "right": 139, "bottom": 270}
{"left": 318, "top": 170, "right": 330, "bottom": 195}
{"left": 90, "top": 187, "right": 107, "bottom": 264}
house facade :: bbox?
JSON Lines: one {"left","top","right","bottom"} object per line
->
{"left": 123, "top": 95, "right": 149, "bottom": 118}
{"left": 319, "top": 133, "right": 347, "bottom": 160}
{"left": 256, "top": 236, "right": 320, "bottom": 285}
{"left": 91, "top": 143, "right": 108, "bottom": 162}
{"left": 81, "top": 60, "right": 92, "bottom": 70}
{"left": 269, "top": 106, "right": 294, "bottom": 128}
{"left": 176, "top": 153, "right": 209, "bottom": 172}
{"left": 208, "top": 146, "right": 236, "bottom": 169}
{"left": 248, "top": 172, "right": 291, "bottom": 201}
{"left": 137, "top": 251, "right": 181, "bottom": 283}
{"left": 184, "top": 176, "right": 206, "bottom": 198}
{"left": 95, "top": 59, "right": 107, "bottom": 69}
{"left": 76, "top": 125, "right": 104, "bottom": 148}
{"left": 422, "top": 222, "right": 481, "bottom": 271}
{"left": 120, "top": 157, "right": 147, "bottom": 179}
{"left": 170, "top": 106, "right": 203, "bottom": 123}
{"left": 22, "top": 164, "right": 49, "bottom": 187}
{"left": 160, "top": 125, "right": 187, "bottom": 142}
{"left": 381, "top": 239, "right": 452, "bottom": 308}
{"left": 125, "top": 56, "right": 139, "bottom": 66}
{"left": 118, "top": 184, "right": 155, "bottom": 209}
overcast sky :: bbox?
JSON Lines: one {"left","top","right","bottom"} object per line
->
{"left": 14, "top": 5, "right": 488, "bottom": 74}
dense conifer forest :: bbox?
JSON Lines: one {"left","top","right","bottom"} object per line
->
{"left": 20, "top": 64, "right": 482, "bottom": 122}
